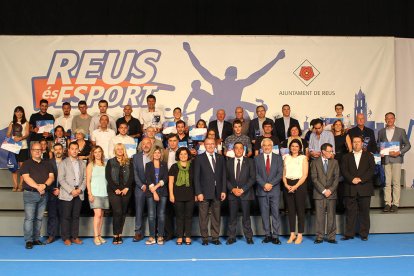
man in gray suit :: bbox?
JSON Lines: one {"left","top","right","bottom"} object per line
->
{"left": 377, "top": 112, "right": 411, "bottom": 213}
{"left": 254, "top": 138, "right": 283, "bottom": 244}
{"left": 311, "top": 143, "right": 339, "bottom": 244}
{"left": 58, "top": 141, "right": 86, "bottom": 246}
{"left": 132, "top": 137, "right": 152, "bottom": 242}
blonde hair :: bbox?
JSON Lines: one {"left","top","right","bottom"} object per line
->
{"left": 113, "top": 143, "right": 130, "bottom": 166}
{"left": 149, "top": 146, "right": 164, "bottom": 162}
{"left": 89, "top": 145, "right": 105, "bottom": 165}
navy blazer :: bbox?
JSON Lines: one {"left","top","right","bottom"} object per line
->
{"left": 226, "top": 157, "right": 256, "bottom": 201}
{"left": 341, "top": 151, "right": 375, "bottom": 197}
{"left": 132, "top": 152, "right": 147, "bottom": 189}
{"left": 194, "top": 152, "right": 227, "bottom": 200}
{"left": 274, "top": 117, "right": 300, "bottom": 142}
{"left": 145, "top": 161, "right": 169, "bottom": 197}
{"left": 208, "top": 120, "right": 233, "bottom": 141}
{"left": 254, "top": 153, "right": 283, "bottom": 197}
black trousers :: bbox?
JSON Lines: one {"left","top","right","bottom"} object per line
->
{"left": 174, "top": 200, "right": 194, "bottom": 238}
{"left": 108, "top": 191, "right": 131, "bottom": 235}
{"left": 60, "top": 197, "right": 82, "bottom": 240}
{"left": 198, "top": 199, "right": 221, "bottom": 240}
{"left": 344, "top": 195, "right": 371, "bottom": 238}
{"left": 164, "top": 200, "right": 175, "bottom": 238}
{"left": 283, "top": 179, "right": 307, "bottom": 233}
{"left": 228, "top": 199, "right": 253, "bottom": 239}
{"left": 47, "top": 194, "right": 60, "bottom": 237}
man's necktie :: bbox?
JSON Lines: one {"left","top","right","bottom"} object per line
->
{"left": 266, "top": 154, "right": 270, "bottom": 175}
{"left": 323, "top": 159, "right": 328, "bottom": 174}
{"left": 210, "top": 154, "right": 216, "bottom": 171}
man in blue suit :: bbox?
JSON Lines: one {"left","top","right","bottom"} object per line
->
{"left": 194, "top": 138, "right": 227, "bottom": 245}
{"left": 255, "top": 138, "right": 284, "bottom": 244}
{"left": 132, "top": 137, "right": 153, "bottom": 242}
{"left": 226, "top": 142, "right": 256, "bottom": 245}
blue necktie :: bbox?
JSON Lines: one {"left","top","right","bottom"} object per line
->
{"left": 323, "top": 159, "right": 328, "bottom": 174}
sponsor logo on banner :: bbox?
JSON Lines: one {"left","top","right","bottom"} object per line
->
{"left": 31, "top": 50, "right": 175, "bottom": 110}
{"left": 293, "top": 59, "right": 320, "bottom": 86}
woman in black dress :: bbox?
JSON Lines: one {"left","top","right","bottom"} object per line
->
{"left": 331, "top": 119, "right": 352, "bottom": 213}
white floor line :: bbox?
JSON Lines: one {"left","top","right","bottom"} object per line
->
{"left": 1, "top": 255, "right": 414, "bottom": 262}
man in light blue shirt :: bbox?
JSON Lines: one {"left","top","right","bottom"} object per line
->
{"left": 309, "top": 119, "right": 335, "bottom": 160}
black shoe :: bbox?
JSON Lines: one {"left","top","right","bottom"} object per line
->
{"left": 383, "top": 204, "right": 391, "bottom": 212}
{"left": 327, "top": 239, "right": 338, "bottom": 244}
{"left": 314, "top": 239, "right": 323, "bottom": 244}
{"left": 118, "top": 237, "right": 123, "bottom": 244}
{"left": 390, "top": 205, "right": 398, "bottom": 213}
{"left": 262, "top": 236, "right": 272, "bottom": 243}
{"left": 211, "top": 239, "right": 222, "bottom": 245}
{"left": 341, "top": 236, "right": 354, "bottom": 241}
{"left": 226, "top": 238, "right": 236, "bottom": 245}
{"left": 25, "top": 241, "right": 33, "bottom": 249}
{"left": 246, "top": 238, "right": 254, "bottom": 244}
{"left": 272, "top": 237, "right": 282, "bottom": 245}
{"left": 202, "top": 239, "right": 209, "bottom": 246}
{"left": 33, "top": 240, "right": 45, "bottom": 246}
{"left": 361, "top": 236, "right": 368, "bottom": 241}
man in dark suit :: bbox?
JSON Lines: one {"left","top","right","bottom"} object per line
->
{"left": 274, "top": 104, "right": 300, "bottom": 142}
{"left": 208, "top": 109, "right": 233, "bottom": 143}
{"left": 46, "top": 143, "right": 64, "bottom": 244}
{"left": 341, "top": 136, "right": 375, "bottom": 241}
{"left": 132, "top": 137, "right": 152, "bottom": 242}
{"left": 226, "top": 142, "right": 256, "bottom": 245}
{"left": 194, "top": 137, "right": 227, "bottom": 245}
{"left": 248, "top": 105, "right": 275, "bottom": 145}
{"left": 377, "top": 112, "right": 411, "bottom": 212}
{"left": 311, "top": 143, "right": 339, "bottom": 244}
{"left": 255, "top": 138, "right": 284, "bottom": 244}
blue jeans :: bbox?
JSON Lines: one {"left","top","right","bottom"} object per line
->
{"left": 24, "top": 190, "right": 48, "bottom": 242}
{"left": 146, "top": 196, "right": 167, "bottom": 237}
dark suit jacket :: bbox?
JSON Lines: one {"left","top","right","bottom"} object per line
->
{"left": 226, "top": 157, "right": 256, "bottom": 201}
{"left": 208, "top": 120, "right": 233, "bottom": 141}
{"left": 194, "top": 152, "right": 227, "bottom": 200}
{"left": 274, "top": 117, "right": 300, "bottom": 142}
{"left": 254, "top": 153, "right": 283, "bottom": 197}
{"left": 311, "top": 157, "right": 340, "bottom": 200}
{"left": 144, "top": 161, "right": 169, "bottom": 197}
{"left": 341, "top": 151, "right": 375, "bottom": 197}
{"left": 132, "top": 152, "right": 147, "bottom": 189}
{"left": 248, "top": 117, "right": 275, "bottom": 141}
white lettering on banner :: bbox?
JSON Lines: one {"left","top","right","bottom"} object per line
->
{"left": 33, "top": 49, "right": 171, "bottom": 109}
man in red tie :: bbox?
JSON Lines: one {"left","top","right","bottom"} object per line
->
{"left": 254, "top": 138, "right": 284, "bottom": 244}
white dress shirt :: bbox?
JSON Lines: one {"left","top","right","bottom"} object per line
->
{"left": 353, "top": 150, "right": 362, "bottom": 169}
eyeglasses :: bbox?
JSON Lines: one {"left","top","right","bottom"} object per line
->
{"left": 324, "top": 150, "right": 334, "bottom": 153}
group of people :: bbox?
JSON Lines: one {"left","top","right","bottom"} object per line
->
{"left": 10, "top": 95, "right": 410, "bottom": 250}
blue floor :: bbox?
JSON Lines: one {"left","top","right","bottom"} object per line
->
{"left": 2, "top": 234, "right": 414, "bottom": 275}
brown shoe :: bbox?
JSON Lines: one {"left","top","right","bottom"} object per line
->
{"left": 133, "top": 233, "right": 144, "bottom": 242}
{"left": 64, "top": 239, "right": 71, "bottom": 246}
{"left": 71, "top": 238, "right": 83, "bottom": 245}
{"left": 46, "top": 236, "right": 55, "bottom": 244}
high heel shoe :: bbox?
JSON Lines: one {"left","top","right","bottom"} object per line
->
{"left": 287, "top": 235, "right": 296, "bottom": 244}
{"left": 185, "top": 238, "right": 192, "bottom": 245}
{"left": 94, "top": 236, "right": 102, "bottom": 246}
{"left": 98, "top": 236, "right": 106, "bottom": 244}
{"left": 295, "top": 235, "right": 303, "bottom": 244}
